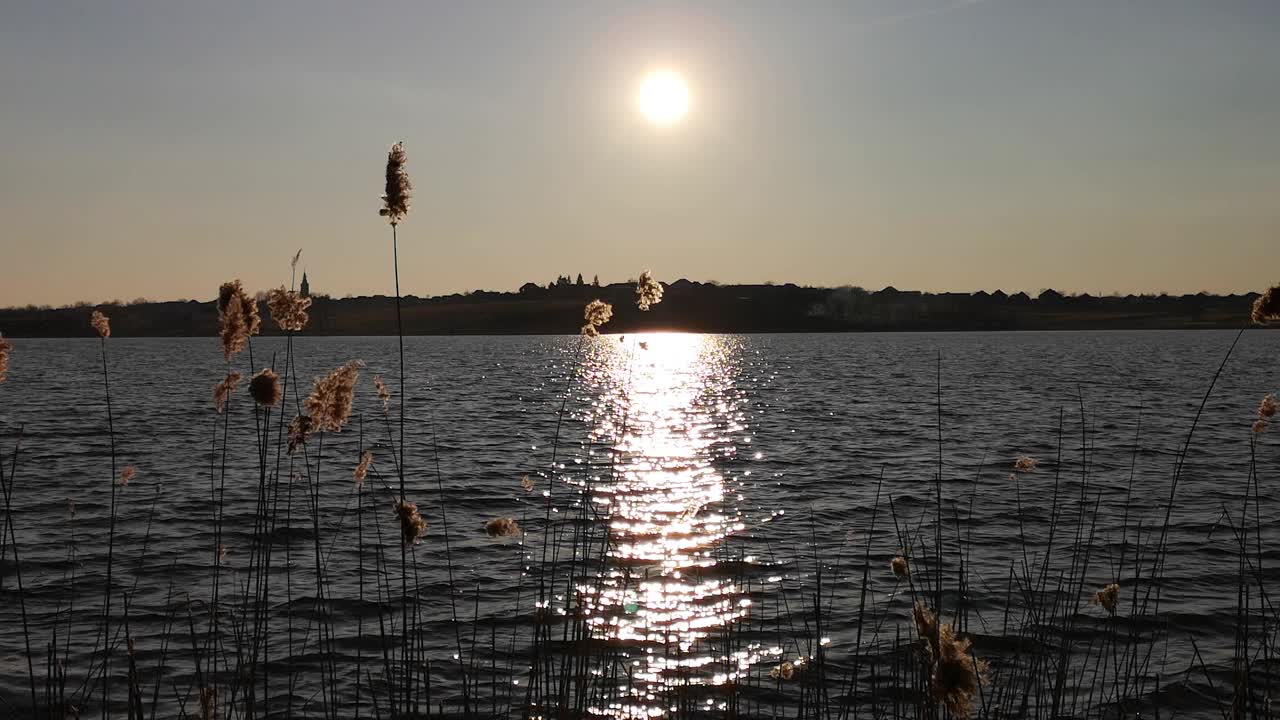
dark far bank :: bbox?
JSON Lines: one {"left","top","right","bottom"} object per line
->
{"left": 0, "top": 279, "right": 1264, "bottom": 337}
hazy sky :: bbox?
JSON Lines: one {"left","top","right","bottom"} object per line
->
{"left": 3, "top": 0, "right": 1278, "bottom": 306}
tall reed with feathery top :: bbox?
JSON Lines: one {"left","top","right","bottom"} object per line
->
{"left": 89, "top": 310, "right": 120, "bottom": 719}
{"left": 379, "top": 140, "right": 416, "bottom": 713}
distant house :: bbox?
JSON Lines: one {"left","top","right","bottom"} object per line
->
{"left": 877, "top": 286, "right": 921, "bottom": 298}
{"left": 1037, "top": 288, "right": 1063, "bottom": 304}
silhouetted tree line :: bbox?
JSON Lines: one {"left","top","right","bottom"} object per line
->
{"left": 0, "top": 282, "right": 1261, "bottom": 337}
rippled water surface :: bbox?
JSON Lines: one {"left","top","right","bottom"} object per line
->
{"left": 1, "top": 330, "right": 1278, "bottom": 718}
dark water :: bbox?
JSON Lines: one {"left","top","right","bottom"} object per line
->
{"left": 0, "top": 330, "right": 1277, "bottom": 718}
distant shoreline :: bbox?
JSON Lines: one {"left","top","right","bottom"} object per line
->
{"left": 0, "top": 280, "right": 1260, "bottom": 338}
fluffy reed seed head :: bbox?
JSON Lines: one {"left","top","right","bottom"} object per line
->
{"left": 353, "top": 450, "right": 373, "bottom": 488}
{"left": 291, "top": 248, "right": 303, "bottom": 270}
{"left": 219, "top": 294, "right": 246, "bottom": 360}
{"left": 913, "top": 602, "right": 989, "bottom": 719}
{"left": 248, "top": 368, "right": 281, "bottom": 407}
{"left": 1092, "top": 583, "right": 1120, "bottom": 614}
{"left": 1255, "top": 394, "right": 1278, "bottom": 434}
{"left": 395, "top": 499, "right": 427, "bottom": 545}
{"left": 636, "top": 270, "right": 664, "bottom": 311}
{"left": 521, "top": 474, "right": 534, "bottom": 492}
{"left": 1258, "top": 395, "right": 1276, "bottom": 417}
{"left": 932, "top": 624, "right": 990, "bottom": 719}
{"left": 217, "top": 544, "right": 228, "bottom": 564}
{"left": 913, "top": 602, "right": 940, "bottom": 655}
{"left": 217, "top": 280, "right": 260, "bottom": 360}
{"left": 1252, "top": 286, "right": 1280, "bottom": 325}
{"left": 266, "top": 286, "right": 311, "bottom": 332}
{"left": 213, "top": 372, "right": 243, "bottom": 414}
{"left": 891, "top": 556, "right": 909, "bottom": 579}
{"left": 581, "top": 299, "right": 613, "bottom": 336}
{"left": 769, "top": 661, "right": 796, "bottom": 681}
{"left": 380, "top": 141, "right": 412, "bottom": 225}
{"left": 1013, "top": 455, "right": 1038, "bottom": 472}
{"left": 485, "top": 516, "right": 520, "bottom": 537}
{"left": 120, "top": 465, "right": 136, "bottom": 486}
{"left": 91, "top": 310, "right": 111, "bottom": 339}
{"left": 219, "top": 279, "right": 261, "bottom": 334}
{"left": 373, "top": 374, "right": 392, "bottom": 413}
{"left": 287, "top": 414, "right": 314, "bottom": 454}
{"left": 304, "top": 360, "right": 363, "bottom": 433}
{"left": 0, "top": 335, "right": 10, "bottom": 383}
{"left": 67, "top": 497, "right": 76, "bottom": 517}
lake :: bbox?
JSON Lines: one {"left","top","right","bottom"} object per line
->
{"left": 0, "top": 330, "right": 1275, "bottom": 718}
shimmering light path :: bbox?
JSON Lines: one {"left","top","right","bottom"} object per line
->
{"left": 578, "top": 334, "right": 761, "bottom": 718}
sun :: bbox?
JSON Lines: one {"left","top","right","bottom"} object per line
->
{"left": 638, "top": 70, "right": 690, "bottom": 126}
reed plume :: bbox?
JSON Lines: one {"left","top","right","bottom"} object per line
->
{"left": 266, "top": 286, "right": 311, "bottom": 332}
{"left": 1251, "top": 285, "right": 1280, "bottom": 324}
{"left": 379, "top": 141, "right": 412, "bottom": 225}
{"left": 635, "top": 270, "right": 664, "bottom": 311}
{"left": 217, "top": 279, "right": 255, "bottom": 323}
{"left": 353, "top": 450, "right": 373, "bottom": 488}
{"left": 217, "top": 280, "right": 261, "bottom": 360}
{"left": 373, "top": 374, "right": 391, "bottom": 413}
{"left": 581, "top": 299, "right": 613, "bottom": 337}
{"left": 521, "top": 474, "right": 534, "bottom": 492}
{"left": 218, "top": 295, "right": 247, "bottom": 360}
{"left": 119, "top": 465, "right": 135, "bottom": 486}
{"left": 891, "top": 555, "right": 909, "bottom": 579}
{"left": 0, "top": 334, "right": 10, "bottom": 383}
{"left": 913, "top": 602, "right": 939, "bottom": 651}
{"left": 67, "top": 497, "right": 76, "bottom": 517}
{"left": 1013, "top": 455, "right": 1038, "bottom": 472}
{"left": 291, "top": 248, "right": 303, "bottom": 270}
{"left": 485, "top": 517, "right": 520, "bottom": 538}
{"left": 91, "top": 310, "right": 111, "bottom": 338}
{"left": 213, "top": 372, "right": 243, "bottom": 414}
{"left": 931, "top": 624, "right": 989, "bottom": 718}
{"left": 394, "top": 499, "right": 427, "bottom": 545}
{"left": 1254, "top": 394, "right": 1277, "bottom": 434}
{"left": 248, "top": 368, "right": 281, "bottom": 407}
{"left": 914, "top": 602, "right": 989, "bottom": 719}
{"left": 769, "top": 661, "right": 796, "bottom": 681}
{"left": 1091, "top": 583, "right": 1120, "bottom": 614}
{"left": 287, "top": 414, "right": 314, "bottom": 454}
{"left": 304, "top": 360, "right": 363, "bottom": 432}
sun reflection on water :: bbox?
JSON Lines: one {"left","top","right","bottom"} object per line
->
{"left": 577, "top": 333, "right": 763, "bottom": 718}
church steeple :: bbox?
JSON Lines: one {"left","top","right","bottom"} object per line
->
{"left": 300, "top": 271, "right": 310, "bottom": 298}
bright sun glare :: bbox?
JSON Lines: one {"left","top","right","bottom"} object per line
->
{"left": 638, "top": 70, "right": 690, "bottom": 126}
